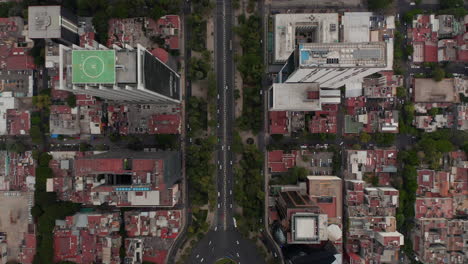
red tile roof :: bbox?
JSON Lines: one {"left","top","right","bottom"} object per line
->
{"left": 268, "top": 150, "right": 296, "bottom": 173}
{"left": 143, "top": 250, "right": 167, "bottom": 264}
{"left": 424, "top": 42, "right": 438, "bottom": 62}
{"left": 308, "top": 105, "right": 338, "bottom": 133}
{"left": 6, "top": 52, "right": 35, "bottom": 70}
{"left": 19, "top": 233, "right": 36, "bottom": 264}
{"left": 167, "top": 36, "right": 179, "bottom": 50}
{"left": 415, "top": 197, "right": 453, "bottom": 218}
{"left": 156, "top": 15, "right": 180, "bottom": 50}
{"left": 50, "top": 105, "right": 73, "bottom": 114}
{"left": 148, "top": 114, "right": 181, "bottom": 134}
{"left": 269, "top": 111, "right": 288, "bottom": 134}
{"left": 160, "top": 15, "right": 180, "bottom": 29}
{"left": 80, "top": 32, "right": 95, "bottom": 47}
{"left": 76, "top": 94, "right": 96, "bottom": 106}
{"left": 457, "top": 48, "right": 468, "bottom": 61}
{"left": 151, "top": 48, "right": 169, "bottom": 63}
{"left": 7, "top": 109, "right": 30, "bottom": 135}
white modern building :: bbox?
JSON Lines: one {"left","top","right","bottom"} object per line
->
{"left": 291, "top": 213, "right": 328, "bottom": 244}
{"left": 58, "top": 43, "right": 180, "bottom": 103}
{"left": 268, "top": 82, "right": 340, "bottom": 111}
{"left": 28, "top": 5, "right": 80, "bottom": 45}
{"left": 274, "top": 13, "right": 339, "bottom": 62}
{"left": 279, "top": 42, "right": 391, "bottom": 88}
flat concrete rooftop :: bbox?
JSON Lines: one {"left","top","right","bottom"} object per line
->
{"left": 299, "top": 42, "right": 387, "bottom": 68}
{"left": 274, "top": 13, "right": 339, "bottom": 62}
{"left": 270, "top": 82, "right": 321, "bottom": 111}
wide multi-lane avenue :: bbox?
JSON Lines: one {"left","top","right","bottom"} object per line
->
{"left": 188, "top": 0, "right": 266, "bottom": 263}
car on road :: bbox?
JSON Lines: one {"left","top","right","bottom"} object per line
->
{"left": 230, "top": 160, "right": 233, "bottom": 165}
{"left": 230, "top": 190, "right": 232, "bottom": 195}
{"left": 230, "top": 204, "right": 232, "bottom": 208}
{"left": 236, "top": 240, "right": 239, "bottom": 245}
{"left": 225, "top": 85, "right": 228, "bottom": 90}
{"left": 218, "top": 203, "right": 220, "bottom": 209}
{"left": 218, "top": 192, "right": 220, "bottom": 197}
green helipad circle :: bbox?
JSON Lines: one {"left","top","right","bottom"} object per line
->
{"left": 82, "top": 56, "right": 105, "bottom": 79}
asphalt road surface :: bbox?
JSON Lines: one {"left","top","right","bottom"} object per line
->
{"left": 188, "top": 0, "right": 265, "bottom": 263}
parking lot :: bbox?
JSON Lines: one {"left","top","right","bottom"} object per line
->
{"left": 0, "top": 192, "right": 32, "bottom": 262}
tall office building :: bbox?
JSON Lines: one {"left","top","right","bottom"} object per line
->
{"left": 279, "top": 42, "right": 391, "bottom": 88}
{"left": 58, "top": 44, "right": 180, "bottom": 103}
{"left": 28, "top": 5, "right": 79, "bottom": 45}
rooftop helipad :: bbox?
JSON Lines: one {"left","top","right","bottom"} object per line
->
{"left": 72, "top": 50, "right": 116, "bottom": 84}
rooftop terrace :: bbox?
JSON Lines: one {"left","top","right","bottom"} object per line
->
{"left": 298, "top": 42, "right": 387, "bottom": 68}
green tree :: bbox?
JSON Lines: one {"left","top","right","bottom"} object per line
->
{"left": 359, "top": 132, "right": 372, "bottom": 143}
{"left": 66, "top": 94, "right": 77, "bottom": 108}
{"left": 367, "top": 0, "right": 393, "bottom": 11}
{"left": 39, "top": 152, "right": 52, "bottom": 167}
{"left": 7, "top": 141, "right": 26, "bottom": 153}
{"left": 440, "top": 0, "right": 464, "bottom": 9}
{"left": 288, "top": 166, "right": 308, "bottom": 182}
{"left": 396, "top": 86, "right": 407, "bottom": 98}
{"left": 32, "top": 94, "right": 51, "bottom": 110}
{"left": 432, "top": 66, "right": 445, "bottom": 82}
{"left": 428, "top": 108, "right": 439, "bottom": 117}
{"left": 374, "top": 133, "right": 396, "bottom": 147}
{"left": 79, "top": 142, "right": 90, "bottom": 152}
{"left": 352, "top": 144, "right": 362, "bottom": 150}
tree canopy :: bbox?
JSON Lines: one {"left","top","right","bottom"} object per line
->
{"left": 367, "top": 0, "right": 393, "bottom": 11}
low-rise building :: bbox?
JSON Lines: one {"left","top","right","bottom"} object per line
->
{"left": 0, "top": 151, "right": 35, "bottom": 191}
{"left": 107, "top": 103, "right": 181, "bottom": 135}
{"left": 414, "top": 114, "right": 454, "bottom": 132}
{"left": 124, "top": 210, "right": 181, "bottom": 264}
{"left": 345, "top": 149, "right": 398, "bottom": 181}
{"left": 269, "top": 111, "right": 289, "bottom": 135}
{"left": 47, "top": 151, "right": 181, "bottom": 207}
{"left": 267, "top": 150, "right": 334, "bottom": 175}
{"left": 345, "top": 185, "right": 403, "bottom": 264}
{"left": 53, "top": 212, "right": 121, "bottom": 264}
{"left": 363, "top": 71, "right": 403, "bottom": 99}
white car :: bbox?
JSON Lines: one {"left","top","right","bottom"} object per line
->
{"left": 218, "top": 192, "right": 220, "bottom": 197}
